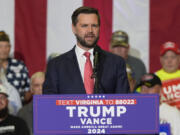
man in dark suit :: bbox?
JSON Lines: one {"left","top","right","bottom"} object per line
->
{"left": 43, "top": 6, "right": 130, "bottom": 94}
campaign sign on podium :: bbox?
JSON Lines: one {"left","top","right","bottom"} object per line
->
{"left": 33, "top": 94, "right": 159, "bottom": 134}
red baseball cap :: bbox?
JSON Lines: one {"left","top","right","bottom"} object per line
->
{"left": 160, "top": 41, "right": 180, "bottom": 56}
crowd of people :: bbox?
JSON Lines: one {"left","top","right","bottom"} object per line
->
{"left": 0, "top": 31, "right": 45, "bottom": 134}
{"left": 0, "top": 6, "right": 180, "bottom": 135}
{"left": 110, "top": 30, "right": 180, "bottom": 135}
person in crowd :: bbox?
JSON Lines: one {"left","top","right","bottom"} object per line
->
{"left": 138, "top": 73, "right": 180, "bottom": 135}
{"left": 43, "top": 6, "right": 130, "bottom": 94}
{"left": 0, "top": 31, "right": 30, "bottom": 103}
{"left": 0, "top": 84, "right": 30, "bottom": 135}
{"left": 18, "top": 71, "right": 45, "bottom": 135}
{"left": 0, "top": 77, "right": 22, "bottom": 115}
{"left": 110, "top": 30, "right": 146, "bottom": 84}
{"left": 155, "top": 41, "right": 180, "bottom": 109}
{"left": 47, "top": 53, "right": 60, "bottom": 63}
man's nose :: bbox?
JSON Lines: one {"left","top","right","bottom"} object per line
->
{"left": 87, "top": 26, "right": 93, "bottom": 32}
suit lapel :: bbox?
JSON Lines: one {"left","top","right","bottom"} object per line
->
{"left": 67, "top": 46, "right": 85, "bottom": 91}
{"left": 65, "top": 46, "right": 107, "bottom": 94}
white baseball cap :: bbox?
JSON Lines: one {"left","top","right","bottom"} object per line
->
{"left": 0, "top": 84, "right": 8, "bottom": 97}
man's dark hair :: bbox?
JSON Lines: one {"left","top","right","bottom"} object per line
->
{"left": 72, "top": 6, "right": 100, "bottom": 26}
{"left": 0, "top": 31, "right": 10, "bottom": 42}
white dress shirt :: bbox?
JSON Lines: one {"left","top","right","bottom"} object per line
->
{"left": 75, "top": 45, "right": 94, "bottom": 82}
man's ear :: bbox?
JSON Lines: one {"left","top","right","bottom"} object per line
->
{"left": 72, "top": 24, "right": 76, "bottom": 34}
{"left": 9, "top": 43, "right": 11, "bottom": 49}
{"left": 127, "top": 44, "right": 130, "bottom": 50}
{"left": 6, "top": 98, "right": 9, "bottom": 104}
{"left": 109, "top": 46, "right": 112, "bottom": 52}
{"left": 160, "top": 56, "right": 163, "bottom": 65}
{"left": 178, "top": 55, "right": 180, "bottom": 63}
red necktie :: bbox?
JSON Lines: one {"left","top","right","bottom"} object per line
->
{"left": 84, "top": 52, "right": 94, "bottom": 94}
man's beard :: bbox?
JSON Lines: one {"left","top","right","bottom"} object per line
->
{"left": 0, "top": 107, "right": 8, "bottom": 118}
{"left": 75, "top": 33, "right": 99, "bottom": 49}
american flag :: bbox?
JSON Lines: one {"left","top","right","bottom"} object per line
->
{"left": 0, "top": 0, "right": 180, "bottom": 76}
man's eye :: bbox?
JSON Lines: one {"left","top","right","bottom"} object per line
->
{"left": 81, "top": 25, "right": 88, "bottom": 27}
{"left": 92, "top": 24, "right": 98, "bottom": 27}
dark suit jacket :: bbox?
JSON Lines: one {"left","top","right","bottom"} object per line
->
{"left": 43, "top": 46, "right": 130, "bottom": 94}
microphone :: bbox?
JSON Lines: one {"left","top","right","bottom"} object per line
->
{"left": 91, "top": 45, "right": 98, "bottom": 79}
{"left": 91, "top": 45, "right": 106, "bottom": 94}
{"left": 92, "top": 45, "right": 99, "bottom": 93}
{"left": 94, "top": 45, "right": 99, "bottom": 68}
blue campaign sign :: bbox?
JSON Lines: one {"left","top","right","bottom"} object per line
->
{"left": 33, "top": 94, "right": 159, "bottom": 134}
{"left": 159, "top": 124, "right": 171, "bottom": 135}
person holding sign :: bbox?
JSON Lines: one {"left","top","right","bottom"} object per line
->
{"left": 156, "top": 41, "right": 180, "bottom": 109}
{"left": 138, "top": 73, "right": 180, "bottom": 135}
{"left": 43, "top": 6, "right": 130, "bottom": 94}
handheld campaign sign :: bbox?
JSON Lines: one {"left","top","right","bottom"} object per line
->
{"left": 159, "top": 124, "right": 171, "bottom": 135}
{"left": 33, "top": 94, "right": 159, "bottom": 134}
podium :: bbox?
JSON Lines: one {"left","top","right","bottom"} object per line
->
{"left": 33, "top": 94, "right": 159, "bottom": 134}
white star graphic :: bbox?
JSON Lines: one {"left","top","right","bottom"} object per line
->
{"left": 12, "top": 59, "right": 17, "bottom": 63}
{"left": 21, "top": 81, "right": 25, "bottom": 85}
{"left": 23, "top": 73, "right": 27, "bottom": 78}
{"left": 18, "top": 65, "right": 23, "bottom": 69}
{"left": 13, "top": 80, "right": 19, "bottom": 86}
{"left": 7, "top": 73, "right": 13, "bottom": 79}
{"left": 16, "top": 73, "right": 21, "bottom": 78}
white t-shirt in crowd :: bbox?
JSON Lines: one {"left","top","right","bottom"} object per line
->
{"left": 160, "top": 103, "right": 180, "bottom": 135}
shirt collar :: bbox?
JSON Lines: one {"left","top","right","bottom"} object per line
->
{"left": 75, "top": 45, "right": 94, "bottom": 57}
